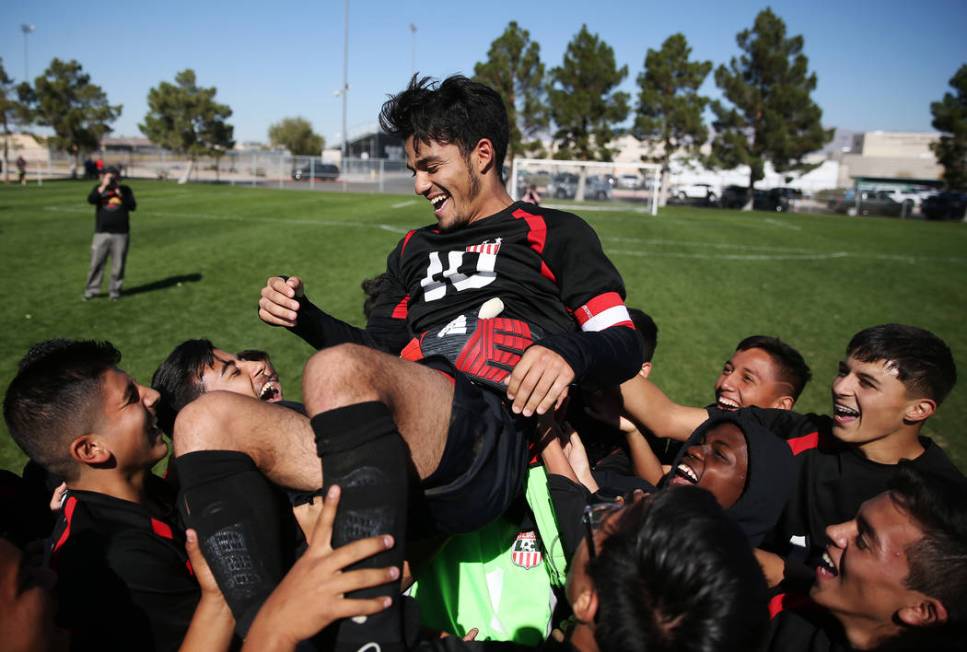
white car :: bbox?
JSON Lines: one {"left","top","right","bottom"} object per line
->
{"left": 672, "top": 182, "right": 719, "bottom": 201}
{"left": 617, "top": 174, "right": 642, "bottom": 189}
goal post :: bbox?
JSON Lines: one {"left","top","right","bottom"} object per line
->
{"left": 509, "top": 158, "right": 662, "bottom": 216}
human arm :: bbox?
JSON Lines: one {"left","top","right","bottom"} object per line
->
{"left": 242, "top": 485, "right": 396, "bottom": 652}
{"left": 583, "top": 386, "right": 665, "bottom": 485}
{"left": 619, "top": 374, "right": 709, "bottom": 442}
{"left": 258, "top": 275, "right": 410, "bottom": 353}
{"left": 179, "top": 529, "right": 235, "bottom": 652}
{"left": 120, "top": 185, "right": 137, "bottom": 211}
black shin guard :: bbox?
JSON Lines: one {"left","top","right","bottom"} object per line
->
{"left": 173, "top": 450, "right": 301, "bottom": 637}
{"left": 312, "top": 402, "right": 409, "bottom": 651}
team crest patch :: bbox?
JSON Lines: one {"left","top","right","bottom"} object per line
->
{"left": 511, "top": 530, "right": 542, "bottom": 569}
{"left": 466, "top": 238, "right": 502, "bottom": 255}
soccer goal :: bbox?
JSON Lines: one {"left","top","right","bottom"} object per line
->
{"left": 509, "top": 158, "right": 663, "bottom": 216}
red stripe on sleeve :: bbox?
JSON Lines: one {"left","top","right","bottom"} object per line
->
{"left": 787, "top": 432, "right": 820, "bottom": 456}
{"left": 53, "top": 496, "right": 78, "bottom": 554}
{"left": 574, "top": 292, "right": 626, "bottom": 325}
{"left": 512, "top": 208, "right": 557, "bottom": 283}
{"left": 391, "top": 294, "right": 410, "bottom": 319}
{"left": 400, "top": 229, "right": 416, "bottom": 256}
{"left": 151, "top": 518, "right": 174, "bottom": 540}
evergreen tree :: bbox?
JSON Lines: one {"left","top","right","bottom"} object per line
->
{"left": 548, "top": 24, "right": 629, "bottom": 162}
{"left": 268, "top": 117, "right": 325, "bottom": 156}
{"left": 141, "top": 69, "right": 234, "bottom": 182}
{"left": 0, "top": 59, "right": 25, "bottom": 184}
{"left": 709, "top": 9, "right": 832, "bottom": 204}
{"left": 634, "top": 34, "right": 712, "bottom": 205}
{"left": 930, "top": 64, "right": 967, "bottom": 190}
{"left": 16, "top": 58, "right": 121, "bottom": 172}
{"left": 473, "top": 21, "right": 549, "bottom": 162}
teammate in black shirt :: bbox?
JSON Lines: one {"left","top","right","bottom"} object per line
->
{"left": 619, "top": 324, "right": 962, "bottom": 591}
{"left": 2, "top": 340, "right": 235, "bottom": 651}
{"left": 767, "top": 465, "right": 967, "bottom": 651}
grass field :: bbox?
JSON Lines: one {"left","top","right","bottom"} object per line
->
{"left": 1, "top": 180, "right": 965, "bottom": 473}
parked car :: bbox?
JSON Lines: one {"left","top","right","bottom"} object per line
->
{"left": 829, "top": 190, "right": 905, "bottom": 217}
{"left": 922, "top": 191, "right": 967, "bottom": 220}
{"left": 292, "top": 163, "right": 339, "bottom": 181}
{"left": 672, "top": 182, "right": 718, "bottom": 201}
{"left": 752, "top": 187, "right": 803, "bottom": 212}
{"left": 546, "top": 173, "right": 612, "bottom": 200}
{"left": 617, "top": 174, "right": 642, "bottom": 189}
{"left": 719, "top": 185, "right": 752, "bottom": 209}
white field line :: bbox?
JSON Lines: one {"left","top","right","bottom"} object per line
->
{"left": 611, "top": 249, "right": 850, "bottom": 261}
{"left": 41, "top": 205, "right": 409, "bottom": 234}
{"left": 391, "top": 200, "right": 416, "bottom": 209}
{"left": 764, "top": 218, "right": 802, "bottom": 231}
{"left": 602, "top": 236, "right": 814, "bottom": 253}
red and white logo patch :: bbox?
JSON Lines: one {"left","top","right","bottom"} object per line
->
{"left": 466, "top": 238, "right": 502, "bottom": 255}
{"left": 511, "top": 531, "right": 542, "bottom": 569}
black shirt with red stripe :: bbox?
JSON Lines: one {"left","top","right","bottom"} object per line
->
{"left": 707, "top": 406, "right": 963, "bottom": 587}
{"left": 291, "top": 201, "right": 643, "bottom": 388}
{"left": 49, "top": 474, "right": 200, "bottom": 652}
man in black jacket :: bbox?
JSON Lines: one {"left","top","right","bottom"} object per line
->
{"left": 84, "top": 166, "right": 137, "bottom": 301}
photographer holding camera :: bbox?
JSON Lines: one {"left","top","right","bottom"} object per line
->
{"left": 84, "top": 166, "right": 137, "bottom": 301}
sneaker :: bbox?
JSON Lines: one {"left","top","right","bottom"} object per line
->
{"left": 83, "top": 293, "right": 96, "bottom": 301}
{"left": 109, "top": 295, "right": 120, "bottom": 301}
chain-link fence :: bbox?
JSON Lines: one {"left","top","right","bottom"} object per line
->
{"left": 25, "top": 150, "right": 415, "bottom": 194}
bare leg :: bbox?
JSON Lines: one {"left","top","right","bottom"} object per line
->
{"left": 172, "top": 391, "right": 320, "bottom": 490}
{"left": 172, "top": 343, "right": 454, "bottom": 487}
{"left": 302, "top": 343, "right": 453, "bottom": 479}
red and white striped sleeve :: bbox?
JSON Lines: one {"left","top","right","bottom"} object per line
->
{"left": 574, "top": 291, "right": 634, "bottom": 332}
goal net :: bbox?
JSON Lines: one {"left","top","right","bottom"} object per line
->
{"left": 509, "top": 158, "right": 662, "bottom": 216}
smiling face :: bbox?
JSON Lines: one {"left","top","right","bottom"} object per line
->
{"left": 714, "top": 347, "right": 793, "bottom": 411}
{"left": 94, "top": 368, "right": 168, "bottom": 472}
{"left": 199, "top": 349, "right": 280, "bottom": 402}
{"left": 668, "top": 422, "right": 749, "bottom": 509}
{"left": 405, "top": 137, "right": 486, "bottom": 231}
{"left": 812, "top": 493, "right": 924, "bottom": 648}
{"left": 829, "top": 356, "right": 933, "bottom": 448}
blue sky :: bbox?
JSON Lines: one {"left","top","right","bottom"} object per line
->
{"left": 2, "top": 0, "right": 965, "bottom": 145}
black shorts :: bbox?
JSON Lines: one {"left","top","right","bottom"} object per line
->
{"left": 414, "top": 356, "right": 532, "bottom": 535}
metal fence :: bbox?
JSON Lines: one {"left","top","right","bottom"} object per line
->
{"left": 27, "top": 151, "right": 415, "bottom": 194}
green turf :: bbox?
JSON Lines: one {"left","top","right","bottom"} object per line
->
{"left": 1, "top": 180, "right": 965, "bottom": 473}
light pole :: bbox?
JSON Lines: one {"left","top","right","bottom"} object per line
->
{"left": 409, "top": 23, "right": 417, "bottom": 76}
{"left": 21, "top": 24, "right": 35, "bottom": 81}
{"left": 341, "top": 0, "right": 349, "bottom": 163}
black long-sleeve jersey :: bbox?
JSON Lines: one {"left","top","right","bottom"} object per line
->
{"left": 291, "top": 202, "right": 644, "bottom": 388}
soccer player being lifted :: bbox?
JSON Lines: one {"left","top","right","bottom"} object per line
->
{"left": 172, "top": 75, "right": 643, "bottom": 651}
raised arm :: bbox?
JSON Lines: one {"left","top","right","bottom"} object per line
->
{"left": 620, "top": 374, "right": 708, "bottom": 442}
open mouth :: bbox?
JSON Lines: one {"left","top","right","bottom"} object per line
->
{"left": 833, "top": 402, "right": 859, "bottom": 425}
{"left": 259, "top": 381, "right": 282, "bottom": 402}
{"left": 429, "top": 192, "right": 450, "bottom": 215}
{"left": 669, "top": 461, "right": 700, "bottom": 486}
{"left": 816, "top": 550, "right": 838, "bottom": 579}
{"left": 716, "top": 396, "right": 740, "bottom": 411}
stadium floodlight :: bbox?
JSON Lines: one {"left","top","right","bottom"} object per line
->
{"left": 341, "top": 0, "right": 349, "bottom": 162}
{"left": 21, "top": 24, "right": 36, "bottom": 81}
{"left": 409, "top": 24, "right": 418, "bottom": 75}
{"left": 510, "top": 157, "right": 662, "bottom": 216}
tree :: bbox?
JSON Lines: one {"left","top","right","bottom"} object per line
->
{"left": 473, "top": 21, "right": 549, "bottom": 162}
{"left": 17, "top": 58, "right": 121, "bottom": 173}
{"left": 140, "top": 69, "right": 234, "bottom": 182}
{"left": 930, "top": 64, "right": 967, "bottom": 190}
{"left": 709, "top": 9, "right": 832, "bottom": 206}
{"left": 548, "top": 25, "right": 629, "bottom": 163}
{"left": 0, "top": 59, "right": 26, "bottom": 183}
{"left": 268, "top": 117, "right": 324, "bottom": 155}
{"left": 633, "top": 34, "right": 712, "bottom": 205}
